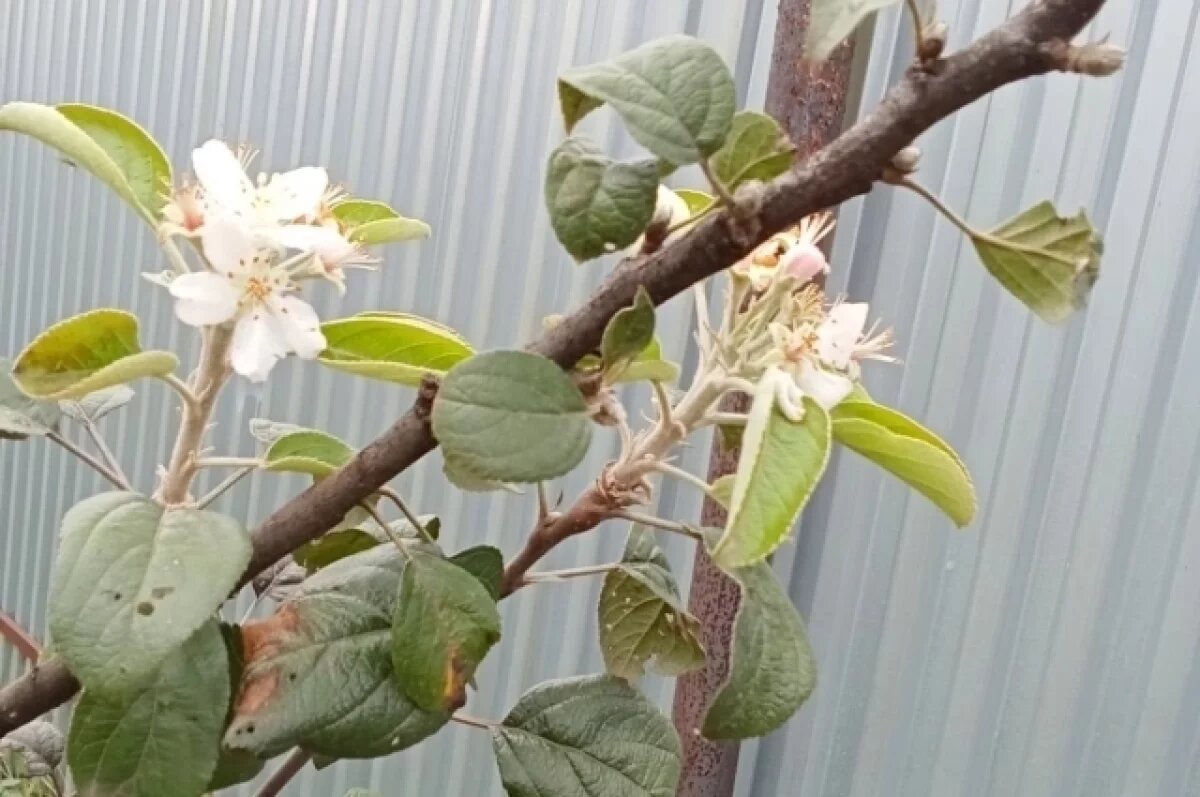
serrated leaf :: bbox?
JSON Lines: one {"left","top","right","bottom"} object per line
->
{"left": 831, "top": 400, "right": 975, "bottom": 526}
{"left": 709, "top": 111, "right": 795, "bottom": 190}
{"left": 0, "top": 101, "right": 169, "bottom": 224}
{"left": 710, "top": 386, "right": 831, "bottom": 570}
{"left": 674, "top": 188, "right": 715, "bottom": 216}
{"left": 807, "top": 0, "right": 900, "bottom": 61}
{"left": 58, "top": 384, "right": 134, "bottom": 423}
{"left": 450, "top": 545, "right": 505, "bottom": 600}
{"left": 49, "top": 492, "right": 251, "bottom": 693}
{"left": 12, "top": 309, "right": 178, "bottom": 400}
{"left": 0, "top": 358, "right": 61, "bottom": 440}
{"left": 432, "top": 351, "right": 592, "bottom": 483}
{"left": 331, "top": 198, "right": 431, "bottom": 244}
{"left": 67, "top": 620, "right": 228, "bottom": 797}
{"left": 558, "top": 35, "right": 736, "bottom": 165}
{"left": 293, "top": 528, "right": 380, "bottom": 574}
{"left": 545, "top": 136, "right": 659, "bottom": 262}
{"left": 701, "top": 557, "right": 816, "bottom": 739}
{"left": 491, "top": 674, "right": 681, "bottom": 797}
{"left": 601, "top": 287, "right": 656, "bottom": 378}
{"left": 970, "top": 201, "right": 1103, "bottom": 323}
{"left": 225, "top": 546, "right": 447, "bottom": 757}
{"left": 392, "top": 551, "right": 501, "bottom": 712}
{"left": 263, "top": 429, "right": 353, "bottom": 478}
{"left": 599, "top": 528, "right": 705, "bottom": 680}
{"left": 318, "top": 314, "right": 473, "bottom": 386}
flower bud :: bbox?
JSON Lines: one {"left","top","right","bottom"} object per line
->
{"left": 1066, "top": 42, "right": 1126, "bottom": 77}
{"left": 890, "top": 146, "right": 922, "bottom": 175}
{"left": 778, "top": 242, "right": 829, "bottom": 284}
{"left": 919, "top": 22, "right": 948, "bottom": 60}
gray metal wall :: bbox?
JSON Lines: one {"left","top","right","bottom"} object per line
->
{"left": 2, "top": 1, "right": 1196, "bottom": 796}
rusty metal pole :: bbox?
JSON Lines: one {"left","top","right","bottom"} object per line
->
{"left": 671, "top": 4, "right": 856, "bottom": 795}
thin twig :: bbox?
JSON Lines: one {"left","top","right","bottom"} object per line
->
{"left": 46, "top": 430, "right": 128, "bottom": 490}
{"left": 525, "top": 562, "right": 620, "bottom": 582}
{"left": 536, "top": 481, "right": 552, "bottom": 521}
{"left": 196, "top": 466, "right": 255, "bottom": 509}
{"left": 378, "top": 486, "right": 435, "bottom": 543}
{"left": 254, "top": 748, "right": 311, "bottom": 797}
{"left": 194, "top": 456, "right": 262, "bottom": 469}
{"left": 610, "top": 509, "right": 704, "bottom": 541}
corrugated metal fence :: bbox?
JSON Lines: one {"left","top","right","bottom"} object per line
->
{"left": 3, "top": 1, "right": 1197, "bottom": 796}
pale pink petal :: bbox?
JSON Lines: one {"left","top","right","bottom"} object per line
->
{"left": 200, "top": 215, "right": 261, "bottom": 274}
{"left": 268, "top": 295, "right": 326, "bottom": 359}
{"left": 168, "top": 272, "right": 239, "bottom": 327}
{"left": 230, "top": 311, "right": 288, "bottom": 382}
{"left": 192, "top": 140, "right": 253, "bottom": 217}
{"left": 794, "top": 360, "right": 854, "bottom": 410}
{"left": 815, "top": 302, "right": 869, "bottom": 369}
{"left": 260, "top": 167, "right": 329, "bottom": 221}
{"left": 778, "top": 242, "right": 829, "bottom": 284}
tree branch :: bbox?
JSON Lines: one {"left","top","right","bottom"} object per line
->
{"left": 0, "top": 0, "right": 1109, "bottom": 736}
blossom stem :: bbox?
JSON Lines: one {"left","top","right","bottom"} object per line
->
{"left": 524, "top": 562, "right": 620, "bottom": 582}
{"left": 652, "top": 460, "right": 719, "bottom": 497}
{"left": 159, "top": 236, "right": 192, "bottom": 276}
{"left": 697, "top": 411, "right": 749, "bottom": 429}
{"left": 196, "top": 466, "right": 255, "bottom": 509}
{"left": 46, "top": 430, "right": 129, "bottom": 490}
{"left": 904, "top": 0, "right": 927, "bottom": 56}
{"left": 159, "top": 324, "right": 234, "bottom": 505}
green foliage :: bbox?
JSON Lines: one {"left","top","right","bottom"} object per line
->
{"left": 674, "top": 188, "right": 715, "bottom": 216}
{"left": 0, "top": 101, "right": 169, "bottom": 224}
{"left": 449, "top": 545, "right": 506, "bottom": 600}
{"left": 432, "top": 351, "right": 593, "bottom": 483}
{"left": 0, "top": 359, "right": 61, "bottom": 440}
{"left": 970, "top": 201, "right": 1103, "bottom": 324}
{"left": 701, "top": 556, "right": 816, "bottom": 739}
{"left": 807, "top": 0, "right": 900, "bottom": 61}
{"left": 263, "top": 428, "right": 354, "bottom": 478}
{"left": 709, "top": 111, "right": 795, "bottom": 190}
{"left": 544, "top": 136, "right": 660, "bottom": 262}
{"left": 598, "top": 528, "right": 705, "bottom": 680}
{"left": 391, "top": 550, "right": 502, "bottom": 712}
{"left": 67, "top": 620, "right": 228, "bottom": 797}
{"left": 600, "top": 287, "right": 657, "bottom": 381}
{"left": 11, "top": 310, "right": 177, "bottom": 400}
{"left": 491, "top": 675, "right": 681, "bottom": 797}
{"left": 225, "top": 546, "right": 447, "bottom": 758}
{"left": 318, "top": 313, "right": 473, "bottom": 386}
{"left": 558, "top": 35, "right": 736, "bottom": 166}
{"left": 293, "top": 528, "right": 380, "bottom": 574}
{"left": 711, "top": 389, "right": 831, "bottom": 570}
{"left": 58, "top": 385, "right": 134, "bottom": 423}
{"left": 331, "top": 198, "right": 431, "bottom": 244}
{"left": 831, "top": 400, "right": 976, "bottom": 526}
{"left": 49, "top": 492, "right": 250, "bottom": 693}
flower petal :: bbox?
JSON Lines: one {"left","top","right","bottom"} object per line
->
{"left": 260, "top": 167, "right": 329, "bottom": 221}
{"left": 268, "top": 295, "right": 327, "bottom": 360}
{"left": 168, "top": 272, "right": 240, "bottom": 327}
{"left": 794, "top": 360, "right": 854, "bottom": 410}
{"left": 231, "top": 310, "right": 289, "bottom": 382}
{"left": 815, "top": 302, "right": 869, "bottom": 369}
{"left": 779, "top": 242, "right": 829, "bottom": 284}
{"left": 200, "top": 215, "right": 261, "bottom": 273}
{"left": 192, "top": 140, "right": 253, "bottom": 218}
{"left": 269, "top": 224, "right": 355, "bottom": 262}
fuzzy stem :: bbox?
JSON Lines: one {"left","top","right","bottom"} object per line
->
{"left": 46, "top": 430, "right": 128, "bottom": 490}
{"left": 196, "top": 466, "right": 255, "bottom": 510}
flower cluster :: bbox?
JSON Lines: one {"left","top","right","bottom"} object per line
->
{"left": 160, "top": 141, "right": 374, "bottom": 381}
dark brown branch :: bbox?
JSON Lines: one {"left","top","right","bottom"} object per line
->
{"left": 254, "top": 748, "right": 311, "bottom": 797}
{"left": 0, "top": 0, "right": 1108, "bottom": 737}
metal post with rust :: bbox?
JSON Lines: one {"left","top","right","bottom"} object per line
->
{"left": 671, "top": 3, "right": 857, "bottom": 794}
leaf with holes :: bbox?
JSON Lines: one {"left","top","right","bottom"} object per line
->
{"left": 599, "top": 527, "right": 704, "bottom": 680}
{"left": 702, "top": 556, "right": 816, "bottom": 739}
{"left": 391, "top": 550, "right": 501, "bottom": 712}
{"left": 263, "top": 429, "right": 354, "bottom": 478}
{"left": 450, "top": 545, "right": 505, "bottom": 600}
{"left": 831, "top": 400, "right": 975, "bottom": 526}
{"left": 558, "top": 35, "right": 735, "bottom": 165}
{"left": 432, "top": 351, "right": 592, "bottom": 483}
{"left": 0, "top": 358, "right": 61, "bottom": 440}
{"left": 49, "top": 492, "right": 251, "bottom": 694}
{"left": 970, "top": 200, "right": 1103, "bottom": 323}
{"left": 0, "top": 101, "right": 170, "bottom": 223}
{"left": 807, "top": 0, "right": 900, "bottom": 60}
{"left": 710, "top": 384, "right": 831, "bottom": 570}
{"left": 11, "top": 309, "right": 178, "bottom": 400}
{"left": 545, "top": 136, "right": 659, "bottom": 262}
{"left": 331, "top": 198, "right": 431, "bottom": 245}
{"left": 225, "top": 546, "right": 448, "bottom": 758}
{"left": 67, "top": 620, "right": 228, "bottom": 797}
{"left": 491, "top": 674, "right": 681, "bottom": 797}
{"left": 709, "top": 111, "right": 795, "bottom": 190}
{"left": 318, "top": 314, "right": 473, "bottom": 386}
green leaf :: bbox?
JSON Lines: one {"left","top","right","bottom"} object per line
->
{"left": 263, "top": 428, "right": 354, "bottom": 478}
{"left": 701, "top": 558, "right": 816, "bottom": 739}
{"left": 55, "top": 103, "right": 172, "bottom": 216}
{"left": 331, "top": 198, "right": 431, "bottom": 245}
{"left": 11, "top": 309, "right": 178, "bottom": 400}
{"left": 579, "top": 336, "right": 680, "bottom": 385}
{"left": 0, "top": 358, "right": 61, "bottom": 440}
{"left": 49, "top": 492, "right": 251, "bottom": 693}
{"left": 492, "top": 674, "right": 681, "bottom": 797}
{"left": 225, "top": 546, "right": 448, "bottom": 758}
{"left": 544, "top": 136, "right": 659, "bottom": 262}
{"left": 709, "top": 111, "right": 795, "bottom": 190}
{"left": 710, "top": 387, "right": 831, "bottom": 570}
{"left": 674, "top": 188, "right": 715, "bottom": 216}
{"left": 67, "top": 620, "right": 229, "bottom": 797}
{"left": 831, "top": 400, "right": 975, "bottom": 526}
{"left": 970, "top": 200, "right": 1103, "bottom": 324}
{"left": 248, "top": 417, "right": 304, "bottom": 445}
{"left": 0, "top": 101, "right": 169, "bottom": 224}
{"left": 432, "top": 350, "right": 593, "bottom": 483}
{"left": 600, "top": 287, "right": 657, "bottom": 380}
{"left": 558, "top": 35, "right": 736, "bottom": 165}
{"left": 807, "top": 0, "right": 900, "bottom": 61}
{"left": 450, "top": 545, "right": 506, "bottom": 600}
{"left": 708, "top": 474, "right": 735, "bottom": 509}
{"left": 293, "top": 528, "right": 381, "bottom": 574}
{"left": 318, "top": 314, "right": 473, "bottom": 386}
{"left": 599, "top": 528, "right": 705, "bottom": 680}
{"left": 59, "top": 384, "right": 135, "bottom": 423}
{"left": 391, "top": 550, "right": 502, "bottom": 712}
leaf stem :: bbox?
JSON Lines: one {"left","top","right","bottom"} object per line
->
{"left": 78, "top": 417, "right": 132, "bottom": 490}
{"left": 664, "top": 199, "right": 717, "bottom": 236}
{"left": 609, "top": 509, "right": 703, "bottom": 541}
{"left": 451, "top": 712, "right": 496, "bottom": 730}
{"left": 46, "top": 430, "right": 128, "bottom": 490}
{"left": 904, "top": 0, "right": 927, "bottom": 57}
{"left": 536, "top": 481, "right": 553, "bottom": 522}
{"left": 196, "top": 466, "right": 255, "bottom": 509}
{"left": 254, "top": 749, "right": 311, "bottom": 797}
{"left": 156, "top": 373, "right": 198, "bottom": 409}
{"left": 892, "top": 176, "right": 978, "bottom": 238}
{"left": 378, "top": 486, "right": 435, "bottom": 543}
{"left": 159, "top": 235, "right": 192, "bottom": 276}
{"left": 700, "top": 158, "right": 736, "bottom": 207}
{"left": 525, "top": 562, "right": 620, "bottom": 582}
{"left": 194, "top": 456, "right": 262, "bottom": 469}
{"left": 360, "top": 499, "right": 413, "bottom": 560}
{"left": 651, "top": 460, "right": 717, "bottom": 498}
